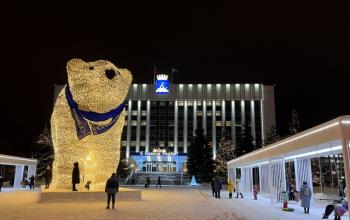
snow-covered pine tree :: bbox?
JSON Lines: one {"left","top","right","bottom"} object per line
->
{"left": 32, "top": 124, "right": 54, "bottom": 178}
{"left": 263, "top": 125, "right": 281, "bottom": 146}
{"left": 214, "top": 136, "right": 235, "bottom": 179}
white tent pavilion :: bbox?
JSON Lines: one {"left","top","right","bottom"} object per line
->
{"left": 0, "top": 154, "right": 38, "bottom": 189}
{"left": 227, "top": 115, "right": 350, "bottom": 216}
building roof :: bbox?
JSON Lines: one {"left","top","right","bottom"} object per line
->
{"left": 228, "top": 115, "right": 350, "bottom": 168}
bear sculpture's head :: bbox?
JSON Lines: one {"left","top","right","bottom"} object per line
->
{"left": 67, "top": 59, "right": 132, "bottom": 113}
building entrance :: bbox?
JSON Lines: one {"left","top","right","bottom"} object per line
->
{"left": 142, "top": 162, "right": 176, "bottom": 173}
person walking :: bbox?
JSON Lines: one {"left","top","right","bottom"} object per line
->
{"left": 235, "top": 179, "right": 244, "bottom": 198}
{"left": 105, "top": 173, "right": 119, "bottom": 209}
{"left": 144, "top": 176, "right": 148, "bottom": 188}
{"left": 300, "top": 181, "right": 312, "bottom": 214}
{"left": 227, "top": 178, "right": 234, "bottom": 199}
{"left": 45, "top": 165, "right": 52, "bottom": 189}
{"left": 29, "top": 175, "right": 35, "bottom": 190}
{"left": 72, "top": 162, "right": 80, "bottom": 191}
{"left": 210, "top": 177, "right": 215, "bottom": 197}
{"left": 214, "top": 176, "right": 222, "bottom": 199}
{"left": 156, "top": 176, "right": 161, "bottom": 188}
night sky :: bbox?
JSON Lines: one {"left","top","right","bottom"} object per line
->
{"left": 0, "top": 2, "right": 348, "bottom": 156}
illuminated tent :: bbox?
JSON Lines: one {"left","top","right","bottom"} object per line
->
{"left": 227, "top": 116, "right": 350, "bottom": 207}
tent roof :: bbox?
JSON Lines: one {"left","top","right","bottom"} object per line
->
{"left": 0, "top": 154, "right": 38, "bottom": 166}
{"left": 228, "top": 115, "right": 350, "bottom": 168}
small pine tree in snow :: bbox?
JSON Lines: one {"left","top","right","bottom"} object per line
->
{"left": 32, "top": 124, "right": 54, "bottom": 178}
{"left": 214, "top": 136, "right": 235, "bottom": 179}
{"left": 289, "top": 109, "right": 300, "bottom": 135}
{"left": 235, "top": 125, "right": 255, "bottom": 157}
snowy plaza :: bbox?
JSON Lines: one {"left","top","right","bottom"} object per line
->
{"left": 0, "top": 186, "right": 348, "bottom": 220}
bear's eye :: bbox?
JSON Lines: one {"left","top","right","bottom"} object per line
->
{"left": 89, "top": 66, "right": 94, "bottom": 70}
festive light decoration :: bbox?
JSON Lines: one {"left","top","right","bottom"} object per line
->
{"left": 51, "top": 59, "right": 132, "bottom": 190}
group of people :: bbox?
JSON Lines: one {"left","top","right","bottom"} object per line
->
{"left": 211, "top": 177, "right": 245, "bottom": 199}
{"left": 144, "top": 176, "right": 162, "bottom": 188}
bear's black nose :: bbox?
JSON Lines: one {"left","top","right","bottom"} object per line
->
{"left": 105, "top": 69, "right": 116, "bottom": 79}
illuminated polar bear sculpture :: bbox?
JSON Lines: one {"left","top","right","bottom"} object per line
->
{"left": 51, "top": 59, "right": 132, "bottom": 190}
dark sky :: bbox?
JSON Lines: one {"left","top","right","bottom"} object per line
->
{"left": 0, "top": 2, "right": 348, "bottom": 156}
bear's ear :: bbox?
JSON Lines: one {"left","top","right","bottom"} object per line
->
{"left": 67, "top": 59, "right": 86, "bottom": 72}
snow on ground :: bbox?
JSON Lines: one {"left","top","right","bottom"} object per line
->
{"left": 0, "top": 186, "right": 348, "bottom": 220}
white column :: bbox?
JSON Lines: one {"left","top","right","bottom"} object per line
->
{"left": 14, "top": 165, "right": 24, "bottom": 189}
{"left": 27, "top": 166, "right": 36, "bottom": 180}
{"left": 221, "top": 100, "right": 225, "bottom": 136}
{"left": 136, "top": 100, "right": 141, "bottom": 152}
{"left": 145, "top": 100, "right": 150, "bottom": 152}
{"left": 202, "top": 100, "right": 207, "bottom": 135}
{"left": 231, "top": 100, "right": 236, "bottom": 144}
{"left": 258, "top": 164, "right": 262, "bottom": 194}
{"left": 184, "top": 100, "right": 188, "bottom": 153}
{"left": 212, "top": 100, "right": 216, "bottom": 158}
{"left": 282, "top": 159, "right": 286, "bottom": 191}
{"left": 174, "top": 100, "right": 178, "bottom": 153}
{"left": 126, "top": 100, "right": 132, "bottom": 159}
{"left": 251, "top": 100, "right": 256, "bottom": 145}
{"left": 294, "top": 158, "right": 300, "bottom": 192}
{"left": 241, "top": 100, "right": 245, "bottom": 126}
{"left": 193, "top": 100, "right": 197, "bottom": 136}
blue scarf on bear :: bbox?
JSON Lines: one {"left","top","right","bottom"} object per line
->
{"left": 65, "top": 84, "right": 125, "bottom": 139}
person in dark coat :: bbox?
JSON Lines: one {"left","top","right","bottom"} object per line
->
{"left": 29, "top": 175, "right": 35, "bottom": 190}
{"left": 105, "top": 173, "right": 119, "bottom": 209}
{"left": 0, "top": 175, "right": 3, "bottom": 192}
{"left": 45, "top": 165, "right": 52, "bottom": 189}
{"left": 214, "top": 176, "right": 222, "bottom": 199}
{"left": 210, "top": 177, "right": 215, "bottom": 197}
{"left": 156, "top": 176, "right": 161, "bottom": 188}
{"left": 147, "top": 176, "right": 150, "bottom": 188}
{"left": 72, "top": 162, "right": 80, "bottom": 191}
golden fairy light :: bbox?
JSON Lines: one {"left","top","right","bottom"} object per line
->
{"left": 50, "top": 59, "right": 132, "bottom": 190}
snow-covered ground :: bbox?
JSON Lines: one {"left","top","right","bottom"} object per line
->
{"left": 0, "top": 186, "right": 348, "bottom": 220}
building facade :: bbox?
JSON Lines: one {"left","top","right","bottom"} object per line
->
{"left": 54, "top": 82, "right": 276, "bottom": 173}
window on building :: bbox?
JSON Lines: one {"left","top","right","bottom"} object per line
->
{"left": 207, "top": 111, "right": 212, "bottom": 116}
{"left": 197, "top": 111, "right": 203, "bottom": 116}
{"left": 216, "top": 111, "right": 221, "bottom": 116}
{"left": 226, "top": 121, "right": 231, "bottom": 127}
{"left": 140, "top": 141, "right": 146, "bottom": 147}
{"left": 141, "top": 121, "right": 147, "bottom": 126}
{"left": 132, "top": 121, "right": 137, "bottom": 126}
{"left": 216, "top": 101, "right": 221, "bottom": 106}
{"left": 132, "top": 110, "right": 138, "bottom": 116}
{"left": 178, "top": 101, "right": 184, "bottom": 106}
{"left": 207, "top": 101, "right": 212, "bottom": 106}
{"left": 141, "top": 111, "right": 147, "bottom": 116}
{"left": 121, "top": 141, "right": 127, "bottom": 146}
{"left": 130, "top": 141, "right": 136, "bottom": 146}
{"left": 197, "top": 101, "right": 202, "bottom": 106}
{"left": 216, "top": 121, "right": 222, "bottom": 126}
{"left": 188, "top": 101, "right": 193, "bottom": 106}
{"left": 159, "top": 141, "right": 165, "bottom": 147}
{"left": 168, "top": 141, "right": 174, "bottom": 147}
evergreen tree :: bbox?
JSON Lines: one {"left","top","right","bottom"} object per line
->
{"left": 263, "top": 125, "right": 281, "bottom": 146}
{"left": 187, "top": 127, "right": 214, "bottom": 182}
{"left": 235, "top": 125, "right": 255, "bottom": 157}
{"left": 32, "top": 124, "right": 54, "bottom": 178}
{"left": 289, "top": 109, "right": 300, "bottom": 135}
{"left": 214, "top": 136, "right": 235, "bottom": 179}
